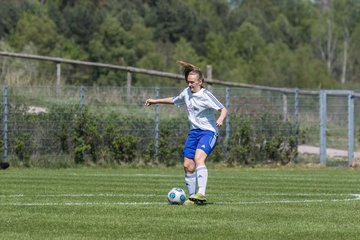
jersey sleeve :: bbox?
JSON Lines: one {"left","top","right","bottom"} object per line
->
{"left": 204, "top": 90, "right": 224, "bottom": 111}
{"left": 172, "top": 89, "right": 186, "bottom": 107}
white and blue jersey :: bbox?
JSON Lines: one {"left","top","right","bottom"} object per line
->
{"left": 173, "top": 87, "right": 224, "bottom": 158}
{"left": 172, "top": 87, "right": 224, "bottom": 134}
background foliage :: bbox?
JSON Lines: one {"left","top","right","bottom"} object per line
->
{"left": 7, "top": 101, "right": 297, "bottom": 167}
{"left": 1, "top": 0, "right": 360, "bottom": 90}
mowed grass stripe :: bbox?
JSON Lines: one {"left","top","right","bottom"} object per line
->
{"left": 1, "top": 167, "right": 360, "bottom": 240}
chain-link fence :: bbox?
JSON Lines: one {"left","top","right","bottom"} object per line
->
{"left": 0, "top": 52, "right": 359, "bottom": 167}
{"left": 0, "top": 85, "right": 358, "bottom": 167}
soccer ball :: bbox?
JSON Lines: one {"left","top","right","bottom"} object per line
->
{"left": 167, "top": 187, "right": 186, "bottom": 205}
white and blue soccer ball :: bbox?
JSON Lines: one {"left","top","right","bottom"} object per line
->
{"left": 167, "top": 187, "right": 186, "bottom": 205}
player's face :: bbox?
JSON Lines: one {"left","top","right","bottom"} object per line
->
{"left": 187, "top": 73, "right": 202, "bottom": 93}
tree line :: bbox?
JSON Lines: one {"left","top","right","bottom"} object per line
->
{"left": 1, "top": 0, "right": 360, "bottom": 90}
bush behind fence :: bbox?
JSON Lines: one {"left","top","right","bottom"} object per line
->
{"left": 0, "top": 85, "right": 355, "bottom": 167}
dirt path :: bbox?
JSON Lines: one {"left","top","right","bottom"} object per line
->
{"left": 298, "top": 145, "right": 360, "bottom": 159}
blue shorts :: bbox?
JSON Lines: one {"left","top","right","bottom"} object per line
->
{"left": 183, "top": 129, "right": 218, "bottom": 159}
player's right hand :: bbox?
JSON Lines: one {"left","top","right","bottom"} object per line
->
{"left": 145, "top": 99, "right": 155, "bottom": 106}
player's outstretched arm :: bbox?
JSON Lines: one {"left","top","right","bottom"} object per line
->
{"left": 145, "top": 97, "right": 174, "bottom": 106}
{"left": 216, "top": 107, "right": 227, "bottom": 127}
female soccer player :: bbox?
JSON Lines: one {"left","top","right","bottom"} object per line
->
{"left": 145, "top": 61, "right": 227, "bottom": 205}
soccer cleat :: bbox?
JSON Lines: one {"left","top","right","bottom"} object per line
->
{"left": 189, "top": 192, "right": 206, "bottom": 204}
{"left": 190, "top": 192, "right": 206, "bottom": 201}
{"left": 183, "top": 199, "right": 195, "bottom": 205}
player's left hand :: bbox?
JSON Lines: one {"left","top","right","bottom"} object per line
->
{"left": 216, "top": 120, "right": 223, "bottom": 127}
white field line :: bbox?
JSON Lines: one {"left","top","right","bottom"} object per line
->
{"left": 0, "top": 202, "right": 166, "bottom": 206}
{"left": 0, "top": 194, "right": 359, "bottom": 207}
{"left": 1, "top": 193, "right": 359, "bottom": 198}
{"left": 70, "top": 173, "right": 178, "bottom": 178}
{"left": 214, "top": 197, "right": 360, "bottom": 205}
{"left": 0, "top": 193, "right": 161, "bottom": 198}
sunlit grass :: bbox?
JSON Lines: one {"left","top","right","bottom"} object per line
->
{"left": 1, "top": 167, "right": 360, "bottom": 239}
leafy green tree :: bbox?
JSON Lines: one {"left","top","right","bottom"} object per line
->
{"left": 205, "top": 32, "right": 234, "bottom": 64}
{"left": 350, "top": 23, "right": 360, "bottom": 84}
{"left": 251, "top": 42, "right": 292, "bottom": 86}
{"left": 278, "top": 0, "right": 317, "bottom": 48}
{"left": 61, "top": 0, "right": 105, "bottom": 47}
{"left": 332, "top": 0, "right": 360, "bottom": 84}
{"left": 51, "top": 37, "right": 88, "bottom": 60}
{"left": 9, "top": 13, "right": 59, "bottom": 55}
{"left": 135, "top": 51, "right": 168, "bottom": 87}
{"left": 89, "top": 15, "right": 135, "bottom": 65}
{"left": 45, "top": 0, "right": 70, "bottom": 36}
{"left": 252, "top": 42, "right": 335, "bottom": 88}
{"left": 1, "top": 0, "right": 360, "bottom": 90}
{"left": 182, "top": 0, "right": 230, "bottom": 54}
{"left": 311, "top": 0, "right": 360, "bottom": 84}
{"left": 129, "top": 22, "right": 155, "bottom": 64}
{"left": 292, "top": 44, "right": 336, "bottom": 88}
{"left": 229, "top": 22, "right": 266, "bottom": 63}
{"left": 88, "top": 15, "right": 135, "bottom": 85}
{"left": 88, "top": 14, "right": 155, "bottom": 85}
{"left": 145, "top": 0, "right": 198, "bottom": 43}
{"left": 269, "top": 14, "right": 295, "bottom": 47}
{"left": 310, "top": 2, "right": 340, "bottom": 77}
{"left": 105, "top": 0, "right": 147, "bottom": 31}
{"left": 204, "top": 32, "right": 228, "bottom": 73}
{"left": 0, "top": 0, "right": 35, "bottom": 39}
{"left": 172, "top": 38, "right": 202, "bottom": 70}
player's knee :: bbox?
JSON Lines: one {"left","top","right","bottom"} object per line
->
{"left": 183, "top": 161, "right": 195, "bottom": 173}
{"left": 194, "top": 156, "right": 206, "bottom": 166}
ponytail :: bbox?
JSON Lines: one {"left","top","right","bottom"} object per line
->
{"left": 177, "top": 61, "right": 204, "bottom": 86}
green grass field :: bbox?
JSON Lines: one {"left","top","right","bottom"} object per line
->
{"left": 1, "top": 166, "right": 360, "bottom": 240}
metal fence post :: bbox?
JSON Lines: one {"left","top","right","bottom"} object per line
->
{"left": 348, "top": 91, "right": 354, "bottom": 166}
{"left": 155, "top": 87, "right": 160, "bottom": 157}
{"left": 56, "top": 63, "right": 61, "bottom": 96}
{"left": 225, "top": 87, "right": 230, "bottom": 159}
{"left": 127, "top": 72, "right": 132, "bottom": 101}
{"left": 80, "top": 86, "right": 85, "bottom": 114}
{"left": 294, "top": 88, "right": 299, "bottom": 162}
{"left": 319, "top": 90, "right": 327, "bottom": 165}
{"left": 283, "top": 93, "right": 288, "bottom": 122}
{"left": 206, "top": 65, "right": 212, "bottom": 92}
{"left": 3, "top": 86, "right": 8, "bottom": 160}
